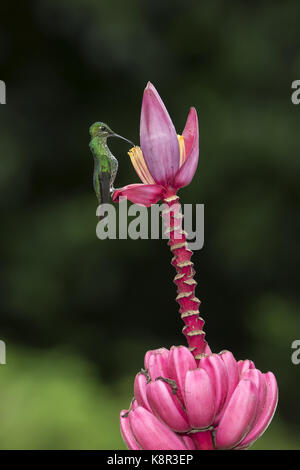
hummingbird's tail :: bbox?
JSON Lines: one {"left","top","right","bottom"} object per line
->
{"left": 97, "top": 202, "right": 109, "bottom": 222}
{"left": 98, "top": 210, "right": 105, "bottom": 222}
{"left": 98, "top": 185, "right": 117, "bottom": 221}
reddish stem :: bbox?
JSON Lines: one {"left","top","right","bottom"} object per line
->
{"left": 162, "top": 194, "right": 207, "bottom": 359}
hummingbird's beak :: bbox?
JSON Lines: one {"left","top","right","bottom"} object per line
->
{"left": 111, "top": 133, "right": 135, "bottom": 147}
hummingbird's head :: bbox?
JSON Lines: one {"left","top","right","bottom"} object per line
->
{"left": 89, "top": 122, "right": 114, "bottom": 139}
{"left": 89, "top": 122, "right": 135, "bottom": 146}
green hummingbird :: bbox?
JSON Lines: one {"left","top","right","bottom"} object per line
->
{"left": 89, "top": 122, "right": 134, "bottom": 218}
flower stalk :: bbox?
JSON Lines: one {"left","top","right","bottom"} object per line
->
{"left": 162, "top": 194, "right": 208, "bottom": 359}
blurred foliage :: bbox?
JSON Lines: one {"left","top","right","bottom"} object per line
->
{"left": 0, "top": 347, "right": 131, "bottom": 449}
{"left": 0, "top": 0, "right": 299, "bottom": 449}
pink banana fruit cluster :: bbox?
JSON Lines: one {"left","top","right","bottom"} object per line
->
{"left": 120, "top": 346, "right": 278, "bottom": 450}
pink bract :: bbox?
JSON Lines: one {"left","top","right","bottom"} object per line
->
{"left": 113, "top": 82, "right": 199, "bottom": 207}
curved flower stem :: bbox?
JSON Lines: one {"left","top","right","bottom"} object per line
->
{"left": 162, "top": 194, "right": 208, "bottom": 359}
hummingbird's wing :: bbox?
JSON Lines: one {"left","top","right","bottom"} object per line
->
{"left": 92, "top": 153, "right": 112, "bottom": 206}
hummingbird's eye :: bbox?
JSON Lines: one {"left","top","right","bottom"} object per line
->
{"left": 100, "top": 126, "right": 107, "bottom": 132}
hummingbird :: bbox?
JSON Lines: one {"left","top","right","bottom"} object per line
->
{"left": 89, "top": 122, "right": 134, "bottom": 219}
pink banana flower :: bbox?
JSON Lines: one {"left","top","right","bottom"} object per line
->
{"left": 113, "top": 82, "right": 199, "bottom": 206}
{"left": 120, "top": 346, "right": 278, "bottom": 450}
{"left": 116, "top": 83, "right": 278, "bottom": 450}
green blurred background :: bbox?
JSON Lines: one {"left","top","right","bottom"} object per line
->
{"left": 0, "top": 0, "right": 299, "bottom": 449}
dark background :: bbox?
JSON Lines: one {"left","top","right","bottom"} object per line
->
{"left": 0, "top": 0, "right": 299, "bottom": 449}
